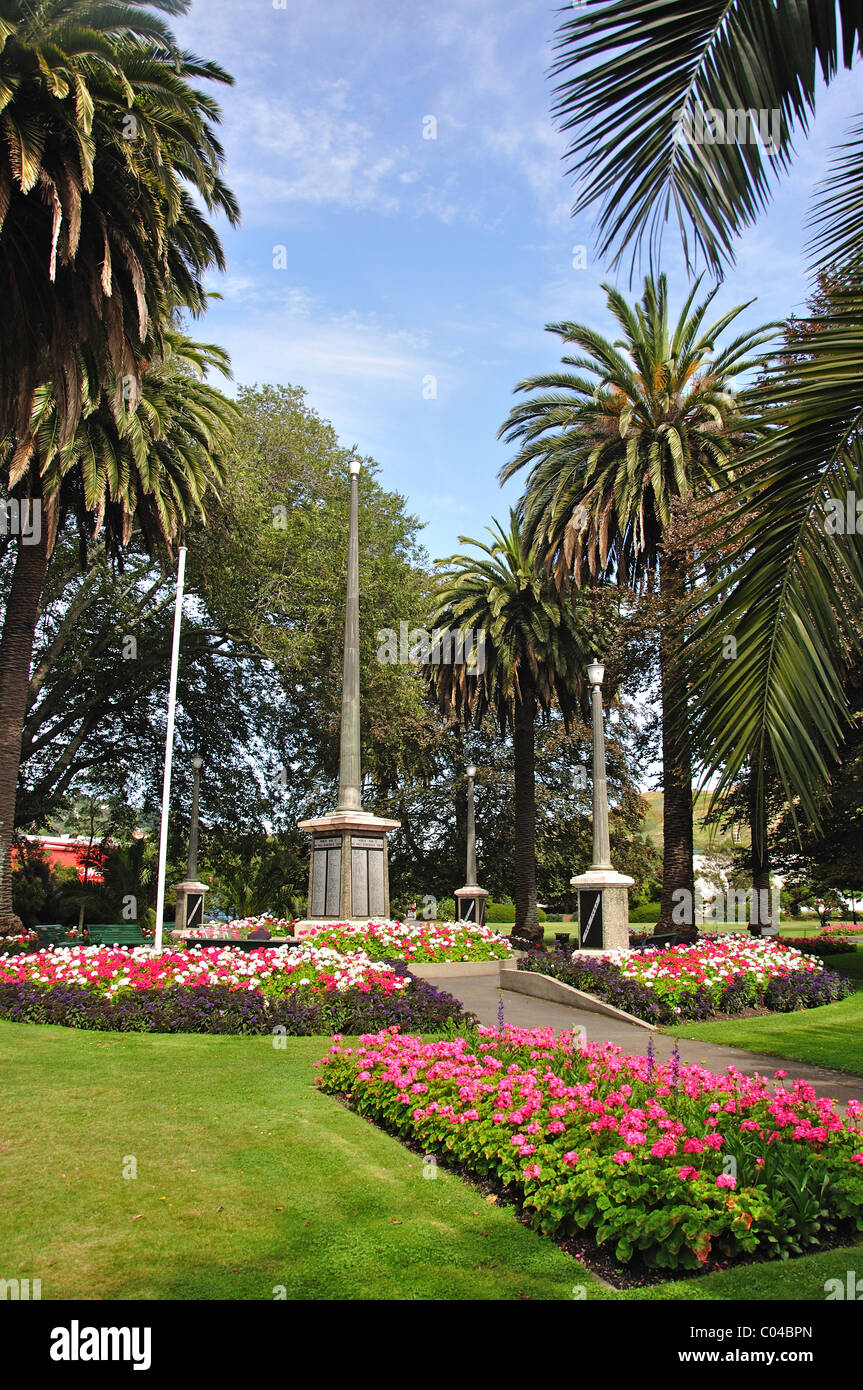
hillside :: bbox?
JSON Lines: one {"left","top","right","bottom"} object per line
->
{"left": 638, "top": 791, "right": 750, "bottom": 854}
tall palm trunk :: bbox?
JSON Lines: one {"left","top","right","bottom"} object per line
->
{"left": 0, "top": 522, "right": 49, "bottom": 935}
{"left": 748, "top": 761, "right": 774, "bottom": 933}
{"left": 513, "top": 686, "right": 540, "bottom": 946}
{"left": 657, "top": 548, "right": 695, "bottom": 935}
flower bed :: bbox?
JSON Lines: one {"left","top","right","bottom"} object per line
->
{"left": 316, "top": 1026, "right": 863, "bottom": 1270}
{"left": 187, "top": 914, "right": 294, "bottom": 940}
{"left": 816, "top": 925, "right": 863, "bottom": 947}
{"left": 519, "top": 939, "right": 854, "bottom": 1024}
{"left": 0, "top": 944, "right": 474, "bottom": 1035}
{"left": 0, "top": 942, "right": 412, "bottom": 998}
{"left": 776, "top": 933, "right": 852, "bottom": 957}
{"left": 301, "top": 919, "right": 512, "bottom": 963}
{"left": 0, "top": 975, "right": 472, "bottom": 1035}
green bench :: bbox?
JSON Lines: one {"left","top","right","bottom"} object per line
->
{"left": 630, "top": 929, "right": 692, "bottom": 951}
{"left": 85, "top": 924, "right": 146, "bottom": 947}
{"left": 35, "top": 924, "right": 69, "bottom": 946}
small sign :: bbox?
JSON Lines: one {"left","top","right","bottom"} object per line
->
{"left": 314, "top": 837, "right": 343, "bottom": 849}
{"left": 578, "top": 889, "right": 603, "bottom": 947}
{"left": 186, "top": 893, "right": 205, "bottom": 931}
{"left": 351, "top": 836, "right": 384, "bottom": 850}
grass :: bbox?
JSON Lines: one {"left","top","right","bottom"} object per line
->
{"left": 664, "top": 953, "right": 863, "bottom": 1075}
{"left": 0, "top": 1018, "right": 860, "bottom": 1300}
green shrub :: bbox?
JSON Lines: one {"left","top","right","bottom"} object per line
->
{"left": 485, "top": 902, "right": 546, "bottom": 924}
{"left": 629, "top": 902, "right": 662, "bottom": 924}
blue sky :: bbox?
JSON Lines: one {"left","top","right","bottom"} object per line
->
{"left": 173, "top": 0, "right": 863, "bottom": 563}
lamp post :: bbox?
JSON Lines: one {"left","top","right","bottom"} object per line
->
{"left": 587, "top": 661, "right": 613, "bottom": 871}
{"left": 172, "top": 751, "right": 209, "bottom": 939}
{"left": 570, "top": 657, "right": 633, "bottom": 951}
{"left": 455, "top": 763, "right": 488, "bottom": 924}
{"left": 465, "top": 765, "right": 477, "bottom": 887}
{"left": 188, "top": 753, "right": 203, "bottom": 880}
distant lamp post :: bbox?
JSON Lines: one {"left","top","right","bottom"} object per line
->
{"left": 173, "top": 752, "right": 209, "bottom": 939}
{"left": 188, "top": 754, "right": 203, "bottom": 879}
{"left": 455, "top": 763, "right": 488, "bottom": 925}
{"left": 570, "top": 658, "right": 633, "bottom": 951}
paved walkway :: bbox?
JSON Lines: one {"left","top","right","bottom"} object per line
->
{"left": 442, "top": 974, "right": 863, "bottom": 1107}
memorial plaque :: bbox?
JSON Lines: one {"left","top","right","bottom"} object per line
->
{"left": 578, "top": 889, "right": 603, "bottom": 948}
{"left": 311, "top": 850, "right": 327, "bottom": 916}
{"left": 367, "top": 847, "right": 385, "bottom": 917}
{"left": 315, "top": 837, "right": 342, "bottom": 850}
{"left": 351, "top": 847, "right": 369, "bottom": 918}
{"left": 351, "top": 836, "right": 384, "bottom": 850}
{"left": 325, "top": 847, "right": 342, "bottom": 917}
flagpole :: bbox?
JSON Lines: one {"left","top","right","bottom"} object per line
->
{"left": 154, "top": 547, "right": 187, "bottom": 952}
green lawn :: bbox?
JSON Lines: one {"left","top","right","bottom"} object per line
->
{"left": 0, "top": 1018, "right": 860, "bottom": 1300}
{"left": 664, "top": 953, "right": 863, "bottom": 1075}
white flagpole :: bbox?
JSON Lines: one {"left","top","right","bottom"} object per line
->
{"left": 154, "top": 547, "right": 187, "bottom": 952}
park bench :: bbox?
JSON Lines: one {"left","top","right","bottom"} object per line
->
{"left": 630, "top": 930, "right": 691, "bottom": 952}
{"left": 85, "top": 924, "right": 146, "bottom": 947}
{"left": 35, "top": 924, "right": 68, "bottom": 946}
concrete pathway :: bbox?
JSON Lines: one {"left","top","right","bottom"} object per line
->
{"left": 442, "top": 974, "right": 863, "bottom": 1108}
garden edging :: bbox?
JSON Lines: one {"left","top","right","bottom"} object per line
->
{"left": 409, "top": 958, "right": 517, "bottom": 980}
{"left": 501, "top": 967, "right": 656, "bottom": 1030}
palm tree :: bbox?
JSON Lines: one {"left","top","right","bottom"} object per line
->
{"left": 548, "top": 0, "right": 863, "bottom": 853}
{"left": 427, "top": 512, "right": 598, "bottom": 947}
{"left": 499, "top": 274, "right": 774, "bottom": 931}
{"left": 0, "top": 2, "right": 237, "bottom": 935}
{"left": 0, "top": 336, "right": 239, "bottom": 933}
{"left": 0, "top": 0, "right": 238, "bottom": 446}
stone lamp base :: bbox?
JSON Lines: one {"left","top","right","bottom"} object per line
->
{"left": 454, "top": 886, "right": 489, "bottom": 925}
{"left": 570, "top": 869, "right": 634, "bottom": 952}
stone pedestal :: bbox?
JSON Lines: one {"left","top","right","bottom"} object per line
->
{"left": 173, "top": 879, "right": 210, "bottom": 933}
{"left": 454, "top": 885, "right": 488, "bottom": 925}
{"left": 570, "top": 869, "right": 634, "bottom": 952}
{"left": 297, "top": 810, "right": 400, "bottom": 922}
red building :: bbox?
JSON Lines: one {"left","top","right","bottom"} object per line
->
{"left": 16, "top": 835, "right": 108, "bottom": 884}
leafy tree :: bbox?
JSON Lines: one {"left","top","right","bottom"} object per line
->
{"left": 499, "top": 274, "right": 772, "bottom": 929}
{"left": 192, "top": 383, "right": 436, "bottom": 800}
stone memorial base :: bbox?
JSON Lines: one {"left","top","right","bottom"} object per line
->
{"left": 172, "top": 879, "right": 210, "bottom": 933}
{"left": 570, "top": 868, "right": 634, "bottom": 952}
{"left": 454, "top": 885, "right": 488, "bottom": 924}
{"left": 297, "top": 809, "right": 400, "bottom": 923}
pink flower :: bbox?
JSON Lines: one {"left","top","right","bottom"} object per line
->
{"left": 715, "top": 1174, "right": 736, "bottom": 1189}
{"left": 651, "top": 1138, "right": 678, "bottom": 1158}
{"left": 612, "top": 1150, "right": 634, "bottom": 1165}
{"left": 562, "top": 1151, "right": 579, "bottom": 1165}
{"left": 678, "top": 1166, "right": 699, "bottom": 1180}
{"left": 851, "top": 1154, "right": 863, "bottom": 1165}
{"left": 523, "top": 1163, "right": 541, "bottom": 1180}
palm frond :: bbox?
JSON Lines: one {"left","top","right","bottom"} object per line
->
{"left": 551, "top": 0, "right": 863, "bottom": 275}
